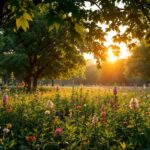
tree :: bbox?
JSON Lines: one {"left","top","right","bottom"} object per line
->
{"left": 125, "top": 44, "right": 150, "bottom": 84}
{"left": 0, "top": 15, "right": 85, "bottom": 91}
{"left": 0, "top": 0, "right": 149, "bottom": 62}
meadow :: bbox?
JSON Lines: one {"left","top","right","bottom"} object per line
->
{"left": 0, "top": 86, "right": 150, "bottom": 150}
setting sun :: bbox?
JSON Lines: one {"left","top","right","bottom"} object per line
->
{"left": 107, "top": 49, "right": 118, "bottom": 62}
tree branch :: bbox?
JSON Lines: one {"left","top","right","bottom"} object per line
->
{"left": 134, "top": 0, "right": 150, "bottom": 24}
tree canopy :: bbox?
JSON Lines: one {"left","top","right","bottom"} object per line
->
{"left": 0, "top": 14, "right": 85, "bottom": 91}
{"left": 125, "top": 44, "right": 150, "bottom": 82}
{"left": 0, "top": 0, "right": 149, "bottom": 60}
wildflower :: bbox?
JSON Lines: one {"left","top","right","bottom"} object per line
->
{"left": 100, "top": 104, "right": 107, "bottom": 123}
{"left": 7, "top": 106, "right": 13, "bottom": 113}
{"left": 147, "top": 107, "right": 150, "bottom": 115}
{"left": 129, "top": 98, "right": 139, "bottom": 109}
{"left": 2, "top": 94, "right": 8, "bottom": 106}
{"left": 25, "top": 135, "right": 37, "bottom": 142}
{"left": 6, "top": 123, "right": 12, "bottom": 129}
{"left": 147, "top": 94, "right": 150, "bottom": 98}
{"left": 53, "top": 117, "right": 61, "bottom": 125}
{"left": 113, "top": 86, "right": 118, "bottom": 95}
{"left": 76, "top": 105, "right": 81, "bottom": 110}
{"left": 3, "top": 128, "right": 10, "bottom": 134}
{"left": 45, "top": 110, "right": 50, "bottom": 115}
{"left": 56, "top": 86, "right": 60, "bottom": 91}
{"left": 55, "top": 128, "right": 62, "bottom": 136}
{"left": 46, "top": 100, "right": 54, "bottom": 110}
{"left": 100, "top": 104, "right": 106, "bottom": 112}
{"left": 101, "top": 111, "right": 106, "bottom": 122}
{"left": 143, "top": 84, "right": 146, "bottom": 89}
{"left": 34, "top": 90, "right": 41, "bottom": 101}
{"left": 83, "top": 104, "right": 87, "bottom": 107}
{"left": 92, "top": 115, "right": 98, "bottom": 125}
{"left": 109, "top": 99, "right": 113, "bottom": 106}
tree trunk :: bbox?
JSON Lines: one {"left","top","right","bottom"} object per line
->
{"left": 33, "top": 76, "right": 38, "bottom": 91}
{"left": 24, "top": 76, "right": 32, "bottom": 92}
{"left": 51, "top": 79, "right": 54, "bottom": 86}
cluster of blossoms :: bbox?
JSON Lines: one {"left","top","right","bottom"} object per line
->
{"left": 113, "top": 86, "right": 118, "bottom": 96}
{"left": 45, "top": 100, "right": 55, "bottom": 115}
{"left": 92, "top": 115, "right": 98, "bottom": 125}
{"left": 25, "top": 135, "right": 37, "bottom": 142}
{"left": 100, "top": 104, "right": 106, "bottom": 123}
{"left": 129, "top": 98, "right": 139, "bottom": 109}
{"left": 46, "top": 100, "right": 54, "bottom": 110}
{"left": 3, "top": 123, "right": 12, "bottom": 134}
{"left": 2, "top": 93, "right": 8, "bottom": 106}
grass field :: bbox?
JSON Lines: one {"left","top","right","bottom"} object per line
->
{"left": 0, "top": 86, "right": 150, "bottom": 149}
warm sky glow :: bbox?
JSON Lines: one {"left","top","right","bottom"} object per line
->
{"left": 84, "top": 27, "right": 130, "bottom": 63}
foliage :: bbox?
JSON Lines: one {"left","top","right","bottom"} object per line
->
{"left": 0, "top": 0, "right": 149, "bottom": 61}
{"left": 0, "top": 15, "right": 85, "bottom": 91}
{"left": 0, "top": 86, "right": 150, "bottom": 149}
{"left": 125, "top": 44, "right": 150, "bottom": 82}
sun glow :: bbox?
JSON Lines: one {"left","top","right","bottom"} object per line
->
{"left": 84, "top": 26, "right": 130, "bottom": 63}
{"left": 107, "top": 50, "right": 118, "bottom": 62}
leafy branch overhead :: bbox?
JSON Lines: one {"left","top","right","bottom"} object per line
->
{"left": 0, "top": 0, "right": 149, "bottom": 47}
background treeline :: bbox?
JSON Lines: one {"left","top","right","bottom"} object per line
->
{"left": 47, "top": 57, "right": 150, "bottom": 86}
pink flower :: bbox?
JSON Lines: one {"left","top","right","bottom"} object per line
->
{"left": 109, "top": 99, "right": 113, "bottom": 107}
{"left": 129, "top": 98, "right": 139, "bottom": 109}
{"left": 113, "top": 87, "right": 118, "bottom": 95}
{"left": 100, "top": 104, "right": 106, "bottom": 112}
{"left": 101, "top": 111, "right": 106, "bottom": 122}
{"left": 100, "top": 104, "right": 107, "bottom": 123}
{"left": 55, "top": 128, "right": 62, "bottom": 136}
{"left": 2, "top": 94, "right": 8, "bottom": 106}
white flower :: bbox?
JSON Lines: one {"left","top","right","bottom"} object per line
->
{"left": 129, "top": 98, "right": 139, "bottom": 109}
{"left": 46, "top": 100, "right": 54, "bottom": 109}
{"left": 147, "top": 94, "right": 150, "bottom": 98}
{"left": 3, "top": 128, "right": 10, "bottom": 134}
{"left": 45, "top": 110, "right": 50, "bottom": 115}
{"left": 92, "top": 115, "right": 98, "bottom": 125}
{"left": 83, "top": 104, "right": 87, "bottom": 107}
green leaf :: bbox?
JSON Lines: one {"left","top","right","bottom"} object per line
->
{"left": 48, "top": 22, "right": 60, "bottom": 32}
{"left": 74, "top": 23, "right": 85, "bottom": 35}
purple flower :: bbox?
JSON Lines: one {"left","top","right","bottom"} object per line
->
{"left": 2, "top": 94, "right": 8, "bottom": 106}
{"left": 113, "top": 87, "right": 118, "bottom": 95}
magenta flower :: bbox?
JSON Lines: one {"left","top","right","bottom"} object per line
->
{"left": 55, "top": 128, "right": 62, "bottom": 136}
{"left": 113, "top": 86, "right": 118, "bottom": 95}
{"left": 2, "top": 94, "right": 8, "bottom": 106}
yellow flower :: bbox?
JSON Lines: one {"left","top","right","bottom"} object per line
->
{"left": 6, "top": 123, "right": 12, "bottom": 129}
